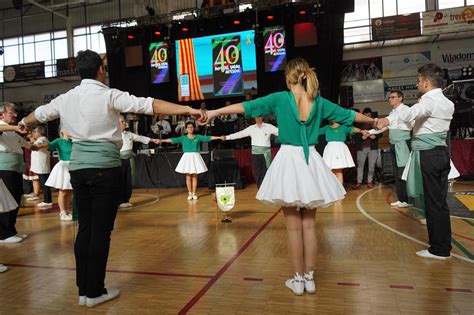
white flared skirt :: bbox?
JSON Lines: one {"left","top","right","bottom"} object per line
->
{"left": 0, "top": 179, "right": 18, "bottom": 213}
{"left": 175, "top": 152, "right": 208, "bottom": 174}
{"left": 256, "top": 145, "right": 346, "bottom": 209}
{"left": 322, "top": 142, "right": 355, "bottom": 169}
{"left": 448, "top": 160, "right": 460, "bottom": 180}
{"left": 45, "top": 160, "right": 73, "bottom": 190}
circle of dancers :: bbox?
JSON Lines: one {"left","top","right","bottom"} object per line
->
{"left": 0, "top": 50, "right": 457, "bottom": 303}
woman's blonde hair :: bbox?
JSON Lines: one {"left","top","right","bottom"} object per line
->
{"left": 285, "top": 58, "right": 319, "bottom": 99}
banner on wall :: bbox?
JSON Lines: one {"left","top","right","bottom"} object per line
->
{"left": 263, "top": 26, "right": 287, "bottom": 72}
{"left": 150, "top": 41, "right": 170, "bottom": 84}
{"left": 422, "top": 6, "right": 474, "bottom": 35}
{"left": 372, "top": 13, "right": 421, "bottom": 41}
{"left": 3, "top": 62, "right": 45, "bottom": 82}
{"left": 434, "top": 47, "right": 474, "bottom": 69}
{"left": 341, "top": 57, "right": 383, "bottom": 83}
{"left": 382, "top": 52, "right": 431, "bottom": 78}
{"left": 353, "top": 79, "right": 385, "bottom": 103}
{"left": 212, "top": 35, "right": 243, "bottom": 96}
{"left": 56, "top": 57, "right": 78, "bottom": 77}
{"left": 384, "top": 77, "right": 419, "bottom": 100}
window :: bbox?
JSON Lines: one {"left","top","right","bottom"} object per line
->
{"left": 438, "top": 0, "right": 464, "bottom": 9}
{"left": 398, "top": 0, "right": 425, "bottom": 14}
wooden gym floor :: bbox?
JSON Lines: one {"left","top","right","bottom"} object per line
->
{"left": 0, "top": 181, "right": 473, "bottom": 314}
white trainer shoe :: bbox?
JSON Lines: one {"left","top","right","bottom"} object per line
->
{"left": 397, "top": 202, "right": 412, "bottom": 208}
{"left": 192, "top": 194, "right": 198, "bottom": 200}
{"left": 0, "top": 236, "right": 23, "bottom": 244}
{"left": 119, "top": 202, "right": 133, "bottom": 208}
{"left": 86, "top": 288, "right": 120, "bottom": 308}
{"left": 16, "top": 234, "right": 28, "bottom": 239}
{"left": 285, "top": 273, "right": 305, "bottom": 296}
{"left": 416, "top": 249, "right": 450, "bottom": 260}
{"left": 0, "top": 264, "right": 8, "bottom": 273}
{"left": 419, "top": 218, "right": 427, "bottom": 225}
{"left": 36, "top": 202, "right": 53, "bottom": 208}
{"left": 78, "top": 296, "right": 86, "bottom": 306}
{"left": 187, "top": 193, "right": 193, "bottom": 201}
{"left": 60, "top": 212, "right": 73, "bottom": 221}
{"left": 303, "top": 271, "right": 316, "bottom": 293}
{"left": 390, "top": 201, "right": 401, "bottom": 206}
{"left": 26, "top": 196, "right": 40, "bottom": 201}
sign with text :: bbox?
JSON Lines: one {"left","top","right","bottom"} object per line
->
{"left": 56, "top": 57, "right": 78, "bottom": 77}
{"left": 384, "top": 77, "right": 419, "bottom": 100}
{"left": 3, "top": 62, "right": 45, "bottom": 82}
{"left": 263, "top": 26, "right": 287, "bottom": 72}
{"left": 422, "top": 6, "right": 474, "bottom": 35}
{"left": 212, "top": 35, "right": 243, "bottom": 96}
{"left": 434, "top": 47, "right": 474, "bottom": 69}
{"left": 353, "top": 79, "right": 385, "bottom": 103}
{"left": 150, "top": 41, "right": 170, "bottom": 84}
{"left": 382, "top": 52, "right": 431, "bottom": 78}
{"left": 372, "top": 13, "right": 421, "bottom": 41}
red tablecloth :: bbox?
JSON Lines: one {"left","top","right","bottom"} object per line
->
{"left": 234, "top": 148, "right": 279, "bottom": 184}
{"left": 451, "top": 139, "right": 474, "bottom": 176}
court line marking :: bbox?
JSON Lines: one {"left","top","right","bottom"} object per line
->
{"left": 178, "top": 208, "right": 282, "bottom": 315}
{"left": 356, "top": 188, "right": 473, "bottom": 264}
{"left": 385, "top": 193, "right": 474, "bottom": 243}
{"left": 3, "top": 263, "right": 213, "bottom": 279}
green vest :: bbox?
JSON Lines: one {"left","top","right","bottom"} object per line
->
{"left": 404, "top": 132, "right": 447, "bottom": 199}
{"left": 389, "top": 129, "right": 411, "bottom": 167}
{"left": 69, "top": 141, "right": 121, "bottom": 171}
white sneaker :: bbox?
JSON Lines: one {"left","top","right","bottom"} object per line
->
{"left": 303, "top": 271, "right": 316, "bottom": 293}
{"left": 119, "top": 202, "right": 133, "bottom": 208}
{"left": 285, "top": 273, "right": 305, "bottom": 296}
{"left": 26, "top": 196, "right": 40, "bottom": 201}
{"left": 0, "top": 236, "right": 23, "bottom": 244}
{"left": 86, "top": 288, "right": 120, "bottom": 308}
{"left": 60, "top": 212, "right": 73, "bottom": 221}
{"left": 36, "top": 202, "right": 53, "bottom": 208}
{"left": 397, "top": 202, "right": 412, "bottom": 208}
{"left": 419, "top": 218, "right": 427, "bottom": 225}
{"left": 187, "top": 194, "right": 193, "bottom": 201}
{"left": 16, "top": 234, "right": 28, "bottom": 239}
{"left": 390, "top": 201, "right": 401, "bottom": 206}
{"left": 416, "top": 249, "right": 450, "bottom": 260}
{"left": 23, "top": 193, "right": 36, "bottom": 198}
{"left": 192, "top": 194, "right": 198, "bottom": 200}
{"left": 78, "top": 296, "right": 86, "bottom": 306}
{"left": 0, "top": 264, "right": 8, "bottom": 273}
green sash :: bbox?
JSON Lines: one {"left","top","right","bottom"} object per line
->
{"left": 404, "top": 132, "right": 447, "bottom": 200}
{"left": 120, "top": 149, "right": 133, "bottom": 160}
{"left": 389, "top": 129, "right": 411, "bottom": 167}
{"left": 252, "top": 146, "right": 272, "bottom": 168}
{"left": 0, "top": 152, "right": 23, "bottom": 173}
{"left": 69, "top": 141, "right": 121, "bottom": 171}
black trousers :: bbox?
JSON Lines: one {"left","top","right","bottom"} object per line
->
{"left": 37, "top": 173, "right": 52, "bottom": 203}
{"left": 251, "top": 154, "right": 268, "bottom": 189}
{"left": 70, "top": 167, "right": 121, "bottom": 298}
{"left": 0, "top": 170, "right": 22, "bottom": 240}
{"left": 420, "top": 147, "right": 452, "bottom": 257}
{"left": 390, "top": 144, "right": 408, "bottom": 203}
{"left": 120, "top": 158, "right": 132, "bottom": 203}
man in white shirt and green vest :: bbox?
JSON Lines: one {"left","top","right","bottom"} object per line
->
{"left": 20, "top": 50, "right": 205, "bottom": 307}
{"left": 223, "top": 117, "right": 278, "bottom": 188}
{"left": 378, "top": 64, "right": 454, "bottom": 260}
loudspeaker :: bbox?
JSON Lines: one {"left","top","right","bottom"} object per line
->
{"left": 294, "top": 22, "right": 317, "bottom": 47}
{"left": 125, "top": 45, "right": 143, "bottom": 68}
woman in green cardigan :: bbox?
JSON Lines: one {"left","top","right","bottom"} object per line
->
{"left": 157, "top": 121, "right": 222, "bottom": 200}
{"left": 202, "top": 58, "right": 377, "bottom": 296}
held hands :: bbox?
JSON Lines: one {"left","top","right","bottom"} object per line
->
{"left": 198, "top": 110, "right": 219, "bottom": 126}
{"left": 151, "top": 139, "right": 161, "bottom": 145}
{"left": 189, "top": 108, "right": 208, "bottom": 123}
{"left": 361, "top": 130, "right": 369, "bottom": 138}
{"left": 376, "top": 118, "right": 390, "bottom": 130}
